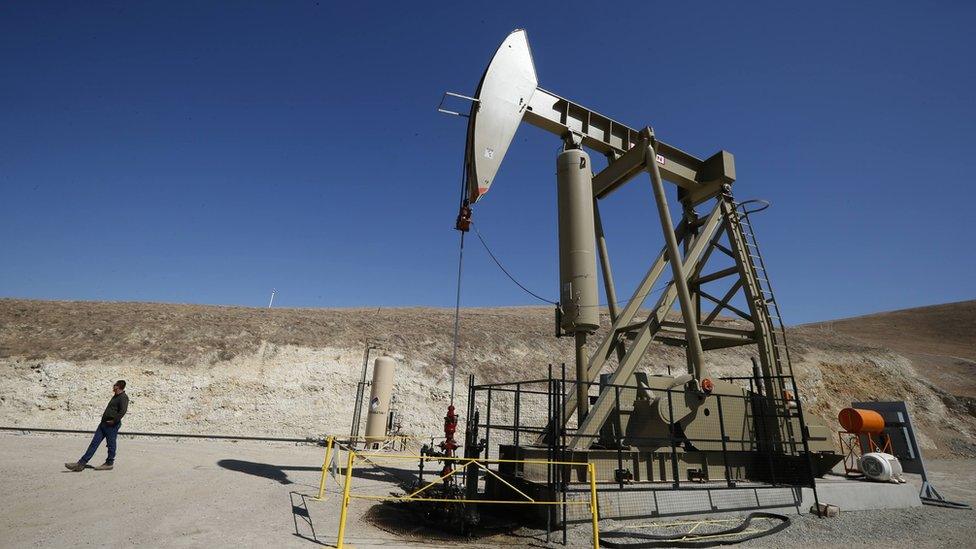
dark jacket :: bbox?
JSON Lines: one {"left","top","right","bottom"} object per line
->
{"left": 101, "top": 392, "right": 129, "bottom": 424}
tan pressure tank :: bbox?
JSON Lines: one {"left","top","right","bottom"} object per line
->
{"left": 557, "top": 148, "right": 599, "bottom": 333}
{"left": 365, "top": 356, "right": 396, "bottom": 444}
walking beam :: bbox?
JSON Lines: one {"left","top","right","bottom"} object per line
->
{"left": 459, "top": 30, "right": 734, "bottom": 204}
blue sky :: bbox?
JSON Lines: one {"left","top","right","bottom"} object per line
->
{"left": 1, "top": 2, "right": 973, "bottom": 323}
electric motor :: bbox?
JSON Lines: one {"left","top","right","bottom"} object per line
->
{"left": 859, "top": 452, "right": 903, "bottom": 483}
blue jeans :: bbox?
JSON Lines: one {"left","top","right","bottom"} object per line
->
{"left": 79, "top": 421, "right": 121, "bottom": 464}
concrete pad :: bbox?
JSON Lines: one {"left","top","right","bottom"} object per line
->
{"left": 562, "top": 476, "right": 920, "bottom": 521}
{"left": 806, "top": 476, "right": 921, "bottom": 511}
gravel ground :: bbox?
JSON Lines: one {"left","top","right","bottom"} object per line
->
{"left": 1, "top": 432, "right": 972, "bottom": 548}
{"left": 740, "top": 506, "right": 972, "bottom": 548}
{"left": 592, "top": 459, "right": 976, "bottom": 549}
{"left": 0, "top": 432, "right": 577, "bottom": 548}
{"left": 738, "top": 458, "right": 975, "bottom": 548}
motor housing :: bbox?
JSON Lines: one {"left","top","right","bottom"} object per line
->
{"left": 859, "top": 452, "right": 905, "bottom": 483}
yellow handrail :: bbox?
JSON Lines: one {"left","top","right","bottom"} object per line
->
{"left": 312, "top": 435, "right": 334, "bottom": 501}
{"left": 335, "top": 450, "right": 355, "bottom": 549}
{"left": 589, "top": 462, "right": 600, "bottom": 549}
{"left": 353, "top": 452, "right": 589, "bottom": 466}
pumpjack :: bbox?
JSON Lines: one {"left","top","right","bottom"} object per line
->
{"left": 441, "top": 29, "right": 841, "bottom": 500}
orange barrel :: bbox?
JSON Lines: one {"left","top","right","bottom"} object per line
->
{"left": 838, "top": 408, "right": 885, "bottom": 434}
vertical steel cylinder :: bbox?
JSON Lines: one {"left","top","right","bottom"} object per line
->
{"left": 557, "top": 148, "right": 599, "bottom": 333}
{"left": 365, "top": 356, "right": 396, "bottom": 442}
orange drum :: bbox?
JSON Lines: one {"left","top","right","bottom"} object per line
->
{"left": 838, "top": 407, "right": 885, "bottom": 434}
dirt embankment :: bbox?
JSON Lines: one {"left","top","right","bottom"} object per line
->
{"left": 1, "top": 298, "right": 974, "bottom": 457}
{"left": 808, "top": 301, "right": 976, "bottom": 398}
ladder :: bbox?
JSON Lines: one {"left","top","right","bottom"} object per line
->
{"left": 736, "top": 203, "right": 795, "bottom": 383}
{"left": 720, "top": 192, "right": 800, "bottom": 454}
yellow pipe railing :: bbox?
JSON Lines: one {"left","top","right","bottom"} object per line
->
{"left": 313, "top": 435, "right": 334, "bottom": 501}
{"left": 588, "top": 462, "right": 600, "bottom": 549}
{"left": 335, "top": 450, "right": 355, "bottom": 549}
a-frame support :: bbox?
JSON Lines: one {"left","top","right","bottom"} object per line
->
{"left": 557, "top": 150, "right": 795, "bottom": 451}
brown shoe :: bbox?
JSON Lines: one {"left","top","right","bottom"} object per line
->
{"left": 64, "top": 462, "right": 84, "bottom": 472}
{"left": 94, "top": 462, "right": 114, "bottom": 471}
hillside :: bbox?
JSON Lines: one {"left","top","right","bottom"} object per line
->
{"left": 808, "top": 301, "right": 976, "bottom": 398}
{"left": 1, "top": 298, "right": 974, "bottom": 457}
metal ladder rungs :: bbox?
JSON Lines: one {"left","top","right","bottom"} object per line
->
{"left": 731, "top": 204, "right": 798, "bottom": 382}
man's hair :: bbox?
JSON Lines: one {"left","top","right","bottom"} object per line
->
{"left": 115, "top": 380, "right": 126, "bottom": 390}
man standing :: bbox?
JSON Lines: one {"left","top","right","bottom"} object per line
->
{"left": 65, "top": 380, "right": 128, "bottom": 471}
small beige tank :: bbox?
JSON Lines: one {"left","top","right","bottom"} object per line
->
{"left": 365, "top": 356, "right": 396, "bottom": 443}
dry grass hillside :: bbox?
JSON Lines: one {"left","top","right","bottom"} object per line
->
{"left": 1, "top": 298, "right": 974, "bottom": 457}
{"left": 808, "top": 301, "right": 976, "bottom": 398}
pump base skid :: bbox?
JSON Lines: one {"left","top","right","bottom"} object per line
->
{"left": 495, "top": 444, "right": 842, "bottom": 485}
{"left": 549, "top": 478, "right": 922, "bottom": 522}
{"left": 484, "top": 444, "right": 852, "bottom": 524}
{"left": 485, "top": 446, "right": 917, "bottom": 523}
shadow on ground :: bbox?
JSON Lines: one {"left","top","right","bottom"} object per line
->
{"left": 289, "top": 491, "right": 329, "bottom": 545}
{"left": 217, "top": 459, "right": 418, "bottom": 486}
{"left": 217, "top": 459, "right": 316, "bottom": 484}
{"left": 219, "top": 459, "right": 545, "bottom": 545}
{"left": 363, "top": 503, "right": 551, "bottom": 546}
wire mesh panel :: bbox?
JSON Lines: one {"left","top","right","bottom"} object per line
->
{"left": 466, "top": 366, "right": 822, "bottom": 523}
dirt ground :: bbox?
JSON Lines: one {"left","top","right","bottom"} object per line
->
{"left": 1, "top": 432, "right": 973, "bottom": 548}
{"left": 0, "top": 432, "right": 564, "bottom": 548}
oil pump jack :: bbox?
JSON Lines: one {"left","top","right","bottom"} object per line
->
{"left": 442, "top": 30, "right": 841, "bottom": 506}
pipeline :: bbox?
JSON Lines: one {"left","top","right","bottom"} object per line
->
{"left": 0, "top": 426, "right": 317, "bottom": 444}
